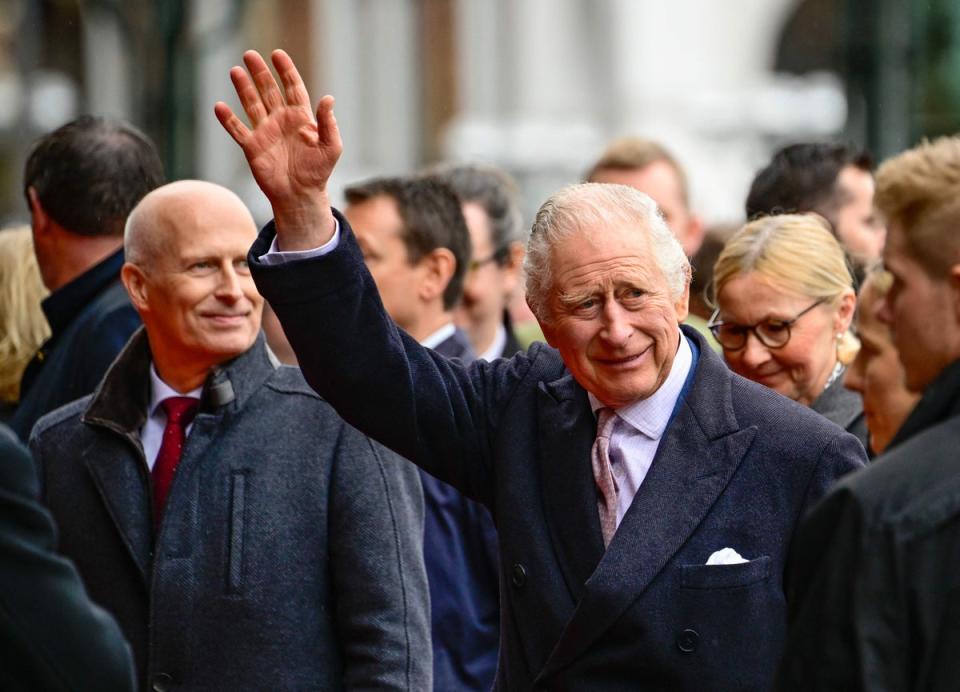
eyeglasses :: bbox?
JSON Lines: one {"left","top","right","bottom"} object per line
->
{"left": 468, "top": 247, "right": 508, "bottom": 273}
{"left": 707, "top": 298, "right": 827, "bottom": 351}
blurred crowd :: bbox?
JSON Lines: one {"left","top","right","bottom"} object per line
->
{"left": 2, "top": 48, "right": 958, "bottom": 692}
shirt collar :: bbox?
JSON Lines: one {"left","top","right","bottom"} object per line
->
{"left": 148, "top": 364, "right": 203, "bottom": 417}
{"left": 40, "top": 248, "right": 125, "bottom": 334}
{"left": 478, "top": 323, "right": 508, "bottom": 361}
{"left": 589, "top": 331, "right": 693, "bottom": 440}
{"left": 420, "top": 322, "right": 457, "bottom": 349}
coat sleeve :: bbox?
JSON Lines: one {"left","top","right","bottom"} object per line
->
{"left": 249, "top": 211, "right": 533, "bottom": 509}
{"left": 328, "top": 423, "right": 432, "bottom": 691}
{"left": 0, "top": 425, "right": 136, "bottom": 692}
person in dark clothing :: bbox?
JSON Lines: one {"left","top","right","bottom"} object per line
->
{"left": 341, "top": 174, "right": 501, "bottom": 692}
{"left": 778, "top": 135, "right": 960, "bottom": 691}
{"left": 9, "top": 115, "right": 164, "bottom": 441}
{"left": 0, "top": 423, "right": 135, "bottom": 691}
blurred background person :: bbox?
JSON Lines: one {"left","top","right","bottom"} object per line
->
{"left": 430, "top": 163, "right": 527, "bottom": 360}
{"left": 0, "top": 226, "right": 49, "bottom": 420}
{"left": 710, "top": 214, "right": 867, "bottom": 447}
{"left": 261, "top": 301, "right": 298, "bottom": 365}
{"left": 843, "top": 265, "right": 920, "bottom": 455}
{"left": 9, "top": 115, "right": 164, "bottom": 441}
{"left": 586, "top": 137, "right": 705, "bottom": 258}
{"left": 343, "top": 175, "right": 500, "bottom": 692}
{"left": 745, "top": 142, "right": 884, "bottom": 275}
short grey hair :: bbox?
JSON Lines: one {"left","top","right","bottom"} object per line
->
{"left": 524, "top": 183, "right": 690, "bottom": 322}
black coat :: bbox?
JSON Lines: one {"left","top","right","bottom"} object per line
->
{"left": 778, "top": 359, "right": 960, "bottom": 691}
{"left": 0, "top": 424, "right": 134, "bottom": 691}
{"left": 250, "top": 211, "right": 867, "bottom": 691}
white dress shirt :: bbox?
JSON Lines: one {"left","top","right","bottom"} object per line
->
{"left": 477, "top": 324, "right": 508, "bottom": 362}
{"left": 420, "top": 323, "right": 457, "bottom": 350}
{"left": 140, "top": 365, "right": 202, "bottom": 470}
{"left": 587, "top": 333, "right": 693, "bottom": 527}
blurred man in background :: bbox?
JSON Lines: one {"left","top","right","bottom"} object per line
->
{"left": 431, "top": 163, "right": 527, "bottom": 360}
{"left": 746, "top": 142, "right": 884, "bottom": 273}
{"left": 10, "top": 116, "right": 163, "bottom": 441}
{"left": 343, "top": 174, "right": 501, "bottom": 692}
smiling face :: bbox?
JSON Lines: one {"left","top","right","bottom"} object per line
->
{"left": 123, "top": 184, "right": 263, "bottom": 376}
{"left": 540, "top": 223, "right": 688, "bottom": 408}
{"left": 716, "top": 272, "right": 853, "bottom": 406}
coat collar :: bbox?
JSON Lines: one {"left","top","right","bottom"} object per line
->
{"left": 79, "top": 329, "right": 277, "bottom": 582}
{"left": 888, "top": 357, "right": 960, "bottom": 450}
{"left": 537, "top": 326, "right": 757, "bottom": 680}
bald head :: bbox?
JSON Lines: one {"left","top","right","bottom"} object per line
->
{"left": 119, "top": 179, "right": 263, "bottom": 391}
{"left": 125, "top": 180, "right": 256, "bottom": 269}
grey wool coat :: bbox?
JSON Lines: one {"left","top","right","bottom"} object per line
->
{"left": 30, "top": 330, "right": 431, "bottom": 691}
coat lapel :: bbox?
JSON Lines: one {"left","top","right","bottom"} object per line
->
{"left": 537, "top": 374, "right": 606, "bottom": 601}
{"left": 538, "top": 342, "right": 758, "bottom": 680}
{"left": 83, "top": 434, "right": 153, "bottom": 583}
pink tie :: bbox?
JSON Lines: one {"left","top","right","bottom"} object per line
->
{"left": 153, "top": 397, "right": 199, "bottom": 526}
{"left": 591, "top": 407, "right": 619, "bottom": 547}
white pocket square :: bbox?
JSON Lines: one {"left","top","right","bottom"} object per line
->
{"left": 705, "top": 547, "right": 748, "bottom": 565}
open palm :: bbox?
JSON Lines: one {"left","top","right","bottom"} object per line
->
{"left": 215, "top": 50, "right": 341, "bottom": 214}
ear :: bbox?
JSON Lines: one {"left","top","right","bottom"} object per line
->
{"left": 834, "top": 288, "right": 857, "bottom": 333}
{"left": 121, "top": 262, "right": 150, "bottom": 313}
{"left": 674, "top": 282, "right": 690, "bottom": 323}
{"left": 950, "top": 263, "right": 960, "bottom": 324}
{"left": 417, "top": 247, "right": 456, "bottom": 304}
{"left": 27, "top": 187, "right": 51, "bottom": 234}
{"left": 681, "top": 215, "right": 705, "bottom": 258}
{"left": 501, "top": 242, "right": 526, "bottom": 296}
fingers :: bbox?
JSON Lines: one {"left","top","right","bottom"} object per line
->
{"left": 272, "top": 49, "right": 313, "bottom": 112}
{"left": 315, "top": 95, "right": 343, "bottom": 154}
{"left": 243, "top": 50, "right": 285, "bottom": 115}
{"left": 214, "top": 102, "right": 251, "bottom": 145}
{"left": 229, "top": 65, "right": 268, "bottom": 127}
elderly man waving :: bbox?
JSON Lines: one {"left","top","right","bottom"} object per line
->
{"left": 217, "top": 50, "right": 866, "bottom": 692}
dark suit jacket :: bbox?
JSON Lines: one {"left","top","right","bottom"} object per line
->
{"left": 249, "top": 212, "right": 867, "bottom": 691}
{"left": 424, "top": 329, "right": 500, "bottom": 691}
{"left": 0, "top": 424, "right": 134, "bottom": 692}
{"left": 30, "top": 331, "right": 431, "bottom": 691}
{"left": 10, "top": 249, "right": 140, "bottom": 441}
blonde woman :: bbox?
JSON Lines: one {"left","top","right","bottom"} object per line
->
{"left": 710, "top": 214, "right": 868, "bottom": 448}
{"left": 0, "top": 226, "right": 49, "bottom": 419}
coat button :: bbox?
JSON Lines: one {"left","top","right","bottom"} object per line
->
{"left": 153, "top": 672, "right": 175, "bottom": 691}
{"left": 676, "top": 628, "right": 699, "bottom": 653}
{"left": 511, "top": 562, "right": 527, "bottom": 588}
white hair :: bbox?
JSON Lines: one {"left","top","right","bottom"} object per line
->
{"left": 523, "top": 183, "right": 690, "bottom": 322}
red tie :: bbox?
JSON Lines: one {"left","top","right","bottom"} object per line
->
{"left": 591, "top": 407, "right": 620, "bottom": 547}
{"left": 153, "top": 396, "right": 199, "bottom": 525}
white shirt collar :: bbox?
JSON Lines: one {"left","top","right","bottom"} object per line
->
{"left": 148, "top": 364, "right": 203, "bottom": 416}
{"left": 420, "top": 322, "right": 457, "bottom": 349}
{"left": 588, "top": 331, "right": 693, "bottom": 440}
{"left": 478, "top": 323, "right": 508, "bottom": 361}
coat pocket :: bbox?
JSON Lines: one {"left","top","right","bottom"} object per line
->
{"left": 226, "top": 471, "right": 248, "bottom": 594}
{"left": 680, "top": 555, "right": 771, "bottom": 590}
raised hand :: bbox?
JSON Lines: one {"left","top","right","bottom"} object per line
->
{"left": 215, "top": 49, "right": 341, "bottom": 250}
